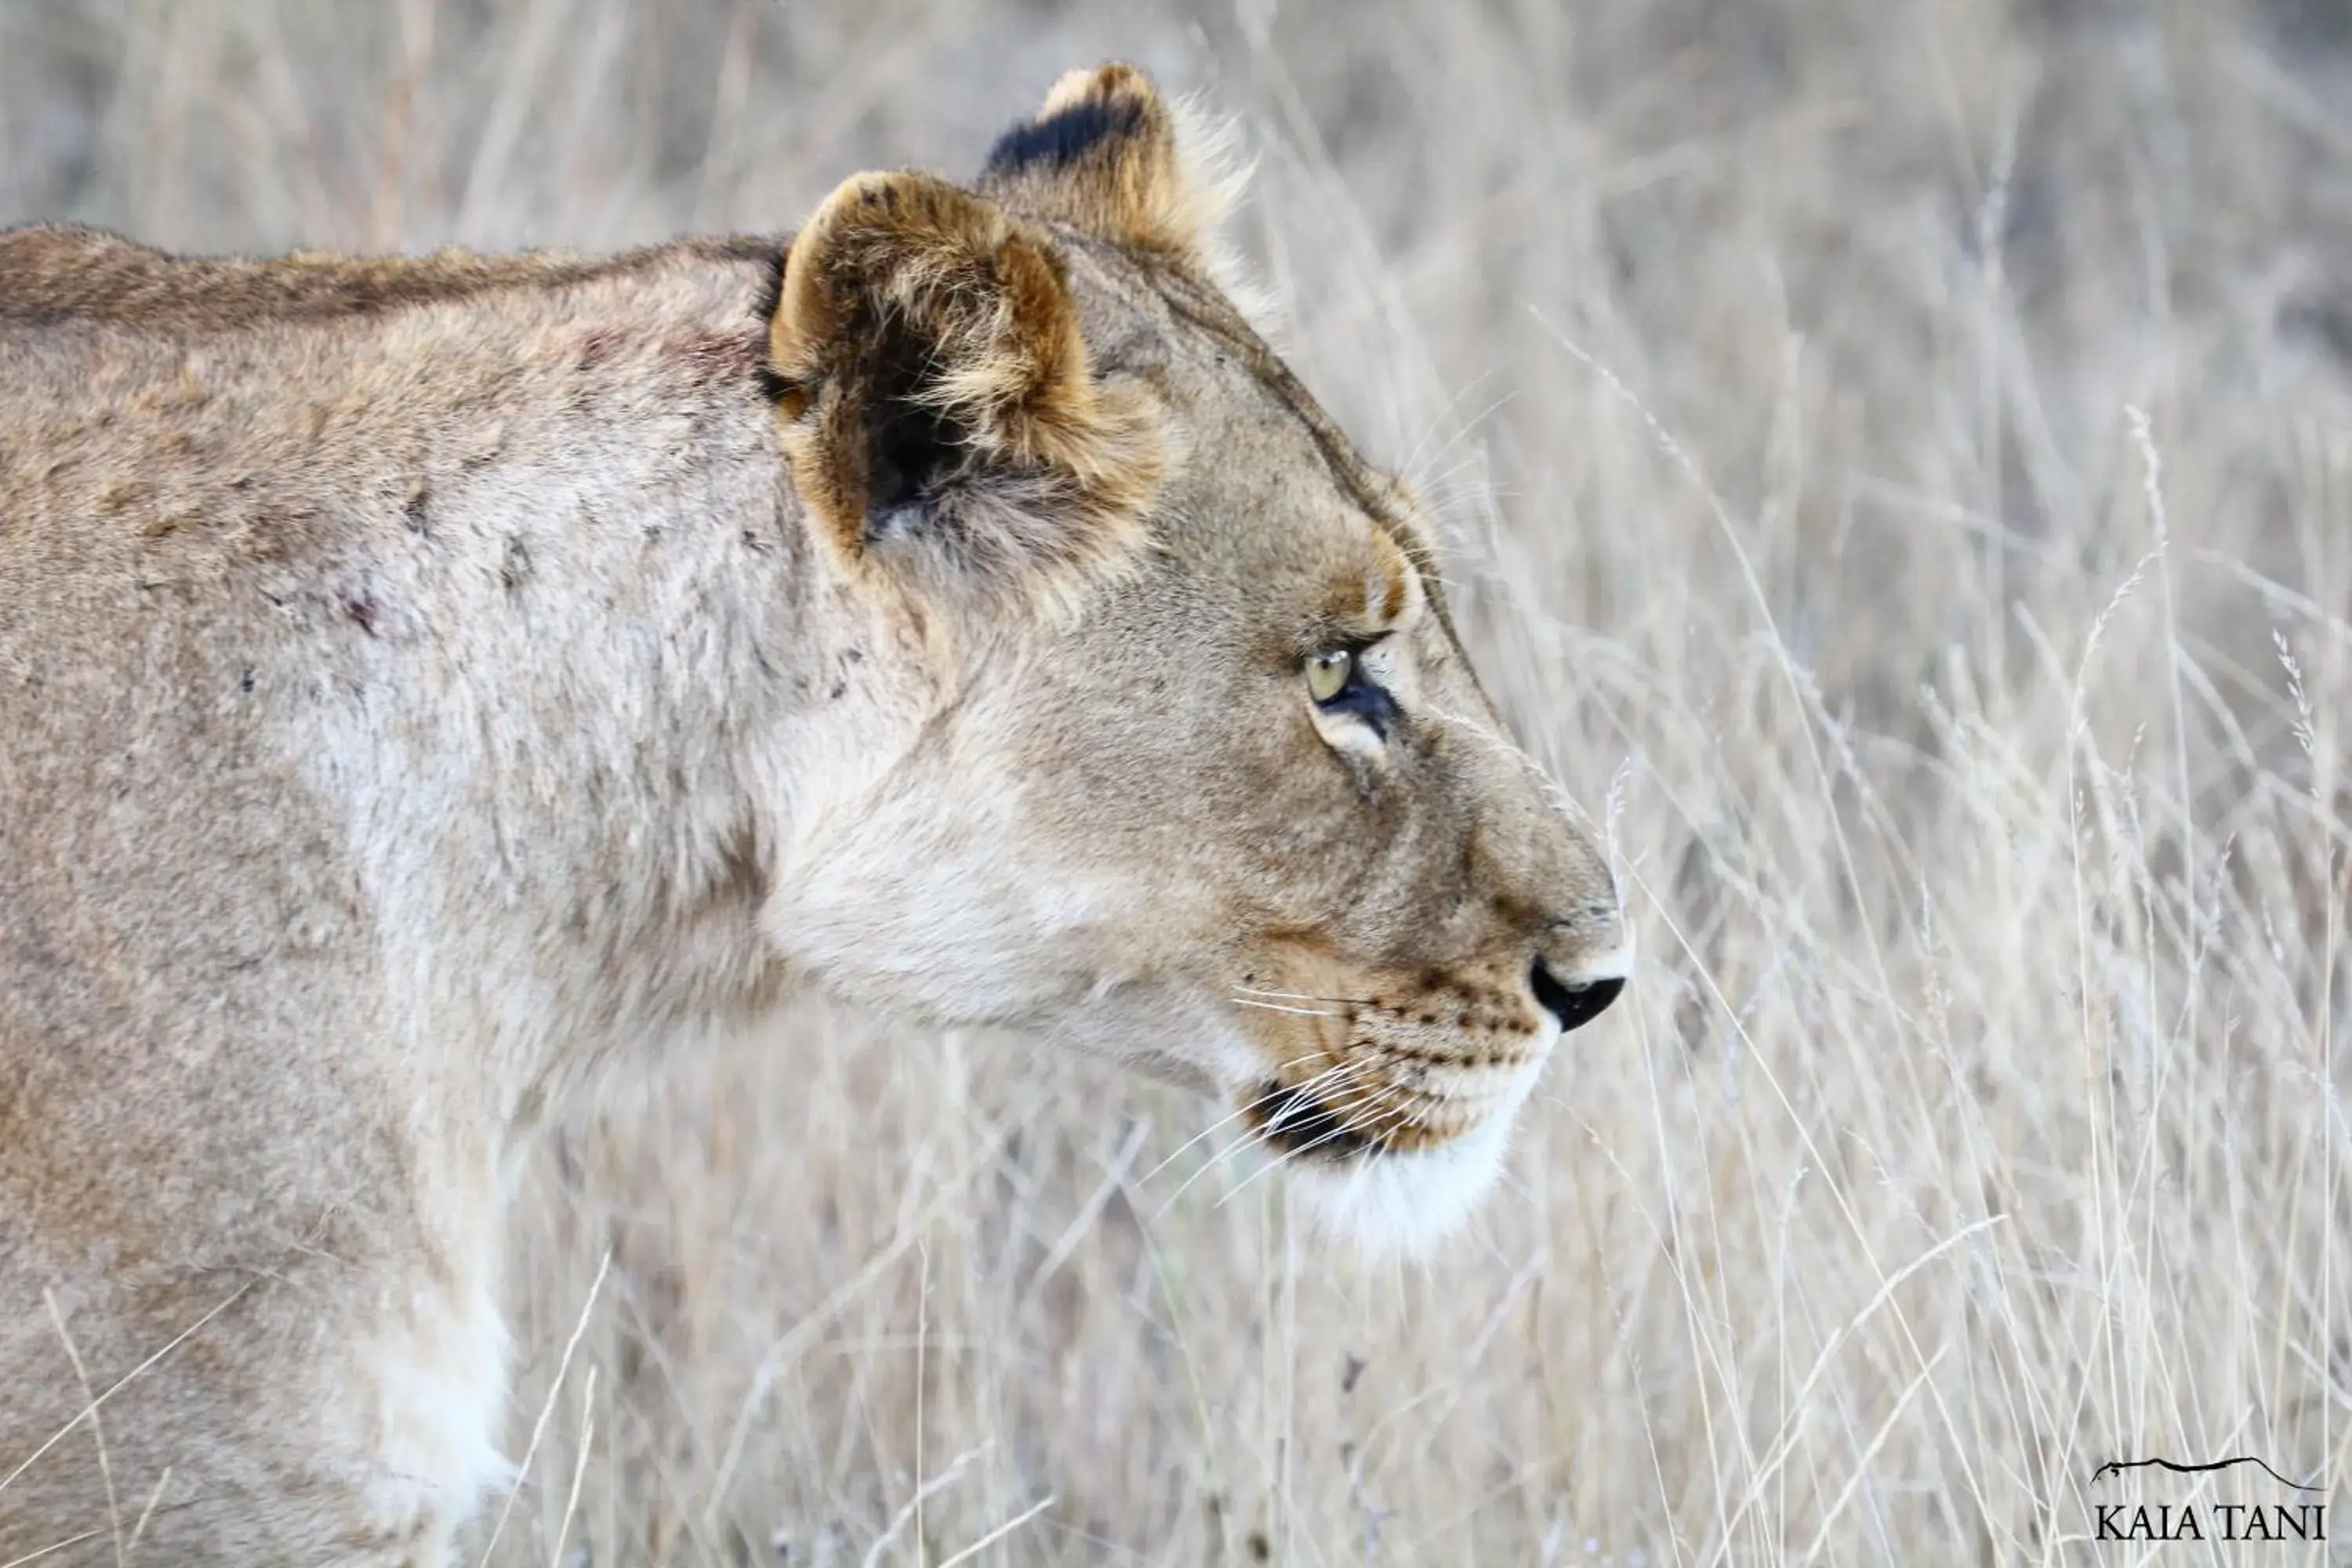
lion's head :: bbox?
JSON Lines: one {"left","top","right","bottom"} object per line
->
{"left": 759, "top": 64, "right": 1626, "bottom": 1247}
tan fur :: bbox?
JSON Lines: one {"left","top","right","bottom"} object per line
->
{"left": 0, "top": 66, "right": 1624, "bottom": 1565}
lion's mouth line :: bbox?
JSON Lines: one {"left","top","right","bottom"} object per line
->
{"left": 1246, "top": 1081, "right": 1384, "bottom": 1160}
{"left": 1241, "top": 1062, "right": 1525, "bottom": 1160}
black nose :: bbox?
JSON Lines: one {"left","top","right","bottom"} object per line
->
{"left": 1530, "top": 956, "right": 1623, "bottom": 1033}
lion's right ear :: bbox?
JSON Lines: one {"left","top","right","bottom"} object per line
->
{"left": 768, "top": 171, "right": 1164, "bottom": 617}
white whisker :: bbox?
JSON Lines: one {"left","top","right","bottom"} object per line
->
{"left": 1150, "top": 1056, "right": 1368, "bottom": 1215}
{"left": 1228, "top": 996, "right": 1342, "bottom": 1018}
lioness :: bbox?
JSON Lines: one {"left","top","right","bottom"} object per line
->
{"left": 0, "top": 64, "right": 1625, "bottom": 1564}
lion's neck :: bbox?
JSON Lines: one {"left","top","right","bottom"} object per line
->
{"left": 212, "top": 246, "right": 879, "bottom": 1123}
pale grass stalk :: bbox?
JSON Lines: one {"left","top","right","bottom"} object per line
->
{"left": 39, "top": 1291, "right": 122, "bottom": 1568}
{"left": 0, "top": 1529, "right": 105, "bottom": 1568}
{"left": 124, "top": 1468, "right": 170, "bottom": 1558}
{"left": 931, "top": 1492, "right": 1057, "bottom": 1568}
{"left": 913, "top": 1239, "right": 928, "bottom": 1565}
{"left": 475, "top": 1249, "right": 611, "bottom": 1568}
{"left": 1708, "top": 1216, "right": 2005, "bottom": 1558}
{"left": 859, "top": 1443, "right": 986, "bottom": 1568}
{"left": 705, "top": 1106, "right": 1035, "bottom": 1513}
{"left": 1024, "top": 1119, "right": 1150, "bottom": 1296}
{"left": 0, "top": 1282, "right": 255, "bottom": 1504}
{"left": 1791, "top": 1346, "right": 1950, "bottom": 1565}
{"left": 543, "top": 1367, "right": 596, "bottom": 1568}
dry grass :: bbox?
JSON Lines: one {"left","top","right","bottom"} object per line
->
{"left": 6, "top": 0, "right": 2350, "bottom": 1562}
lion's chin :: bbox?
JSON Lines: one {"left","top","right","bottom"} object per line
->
{"left": 1221, "top": 1011, "right": 1563, "bottom": 1253}
{"left": 1278, "top": 1084, "right": 1534, "bottom": 1257}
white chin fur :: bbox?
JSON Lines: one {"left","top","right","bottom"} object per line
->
{"left": 1281, "top": 1073, "right": 1537, "bottom": 1258}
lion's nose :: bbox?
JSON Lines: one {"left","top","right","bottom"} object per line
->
{"left": 1529, "top": 956, "right": 1624, "bottom": 1033}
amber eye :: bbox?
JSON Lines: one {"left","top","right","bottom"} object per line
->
{"left": 1305, "top": 648, "right": 1352, "bottom": 703}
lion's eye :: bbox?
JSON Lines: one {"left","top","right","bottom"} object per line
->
{"left": 1305, "top": 649, "right": 1352, "bottom": 704}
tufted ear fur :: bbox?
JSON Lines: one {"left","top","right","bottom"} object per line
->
{"left": 978, "top": 63, "right": 1238, "bottom": 261}
{"left": 768, "top": 170, "right": 1165, "bottom": 616}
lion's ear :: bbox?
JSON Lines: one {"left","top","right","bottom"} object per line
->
{"left": 978, "top": 63, "right": 1230, "bottom": 260}
{"left": 768, "top": 170, "right": 1163, "bottom": 614}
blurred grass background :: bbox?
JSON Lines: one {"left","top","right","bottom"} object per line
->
{"left": 6, "top": 0, "right": 2351, "bottom": 1562}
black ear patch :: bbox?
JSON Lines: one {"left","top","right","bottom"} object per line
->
{"left": 984, "top": 94, "right": 1150, "bottom": 176}
{"left": 858, "top": 321, "right": 967, "bottom": 535}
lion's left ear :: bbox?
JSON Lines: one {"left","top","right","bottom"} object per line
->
{"left": 769, "top": 170, "right": 1164, "bottom": 619}
{"left": 978, "top": 63, "right": 1232, "bottom": 260}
